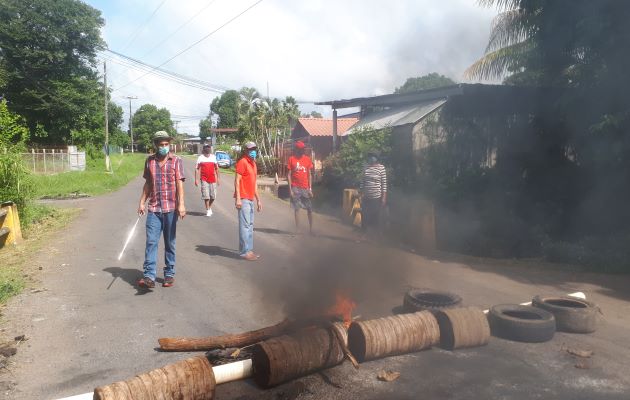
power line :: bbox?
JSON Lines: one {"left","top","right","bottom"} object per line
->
{"left": 141, "top": 0, "right": 219, "bottom": 58}
{"left": 113, "top": 0, "right": 265, "bottom": 92}
{"left": 104, "top": 49, "right": 228, "bottom": 93}
{"left": 122, "top": 0, "right": 169, "bottom": 52}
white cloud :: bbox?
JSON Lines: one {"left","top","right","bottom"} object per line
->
{"left": 88, "top": 0, "right": 498, "bottom": 134}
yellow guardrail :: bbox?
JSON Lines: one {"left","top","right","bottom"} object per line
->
{"left": 0, "top": 201, "right": 22, "bottom": 248}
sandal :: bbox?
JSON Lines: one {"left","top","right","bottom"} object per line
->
{"left": 163, "top": 276, "right": 175, "bottom": 287}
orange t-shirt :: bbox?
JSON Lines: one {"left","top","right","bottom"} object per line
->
{"left": 235, "top": 157, "right": 257, "bottom": 200}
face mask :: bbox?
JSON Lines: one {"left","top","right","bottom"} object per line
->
{"left": 248, "top": 150, "right": 257, "bottom": 159}
{"left": 158, "top": 146, "right": 169, "bottom": 156}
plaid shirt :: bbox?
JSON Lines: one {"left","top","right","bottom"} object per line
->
{"left": 143, "top": 153, "right": 185, "bottom": 213}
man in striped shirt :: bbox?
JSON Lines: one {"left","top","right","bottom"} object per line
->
{"left": 360, "top": 152, "right": 387, "bottom": 234}
{"left": 137, "top": 131, "right": 186, "bottom": 289}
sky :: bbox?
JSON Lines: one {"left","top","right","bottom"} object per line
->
{"left": 85, "top": 0, "right": 498, "bottom": 135}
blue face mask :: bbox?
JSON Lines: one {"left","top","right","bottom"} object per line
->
{"left": 158, "top": 146, "right": 169, "bottom": 156}
{"left": 248, "top": 150, "right": 257, "bottom": 159}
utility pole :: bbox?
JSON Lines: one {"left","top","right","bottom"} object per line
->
{"left": 124, "top": 95, "right": 138, "bottom": 153}
{"left": 104, "top": 61, "right": 111, "bottom": 172}
{"left": 173, "top": 120, "right": 180, "bottom": 133}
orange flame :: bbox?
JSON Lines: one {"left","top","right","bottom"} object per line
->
{"left": 327, "top": 291, "right": 357, "bottom": 328}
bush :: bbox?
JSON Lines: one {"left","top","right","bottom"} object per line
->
{"left": 0, "top": 151, "right": 34, "bottom": 212}
{"left": 543, "top": 235, "right": 630, "bottom": 273}
{"left": 323, "top": 126, "right": 392, "bottom": 189}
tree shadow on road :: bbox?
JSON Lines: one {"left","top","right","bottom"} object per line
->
{"left": 103, "top": 267, "right": 153, "bottom": 295}
{"left": 196, "top": 245, "right": 242, "bottom": 260}
{"left": 254, "top": 227, "right": 356, "bottom": 243}
{"left": 186, "top": 211, "right": 209, "bottom": 217}
{"left": 255, "top": 227, "right": 295, "bottom": 236}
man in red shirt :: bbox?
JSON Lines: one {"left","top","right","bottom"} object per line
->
{"left": 287, "top": 141, "right": 314, "bottom": 234}
{"left": 234, "top": 141, "right": 262, "bottom": 261}
{"left": 194, "top": 144, "right": 220, "bottom": 217}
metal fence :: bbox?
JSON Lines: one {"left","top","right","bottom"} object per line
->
{"left": 22, "top": 149, "right": 86, "bottom": 174}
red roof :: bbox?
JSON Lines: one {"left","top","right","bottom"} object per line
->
{"left": 295, "top": 117, "right": 358, "bottom": 137}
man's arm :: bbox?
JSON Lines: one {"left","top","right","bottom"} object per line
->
{"left": 138, "top": 180, "right": 150, "bottom": 215}
{"left": 176, "top": 178, "right": 186, "bottom": 219}
{"left": 194, "top": 166, "right": 199, "bottom": 186}
{"left": 307, "top": 166, "right": 313, "bottom": 197}
{"left": 235, "top": 173, "right": 242, "bottom": 209}
{"left": 255, "top": 183, "right": 262, "bottom": 212}
{"left": 215, "top": 161, "right": 220, "bottom": 185}
{"left": 381, "top": 168, "right": 387, "bottom": 206}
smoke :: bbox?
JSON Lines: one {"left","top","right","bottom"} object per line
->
{"left": 255, "top": 239, "right": 411, "bottom": 320}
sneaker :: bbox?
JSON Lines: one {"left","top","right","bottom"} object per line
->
{"left": 138, "top": 277, "right": 155, "bottom": 288}
{"left": 163, "top": 276, "right": 174, "bottom": 287}
{"left": 206, "top": 209, "right": 213, "bottom": 217}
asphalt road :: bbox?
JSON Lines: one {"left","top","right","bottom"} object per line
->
{"left": 3, "top": 158, "right": 630, "bottom": 400}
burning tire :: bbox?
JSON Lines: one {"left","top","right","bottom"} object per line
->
{"left": 403, "top": 289, "right": 462, "bottom": 313}
{"left": 532, "top": 295, "right": 598, "bottom": 333}
{"left": 488, "top": 304, "right": 556, "bottom": 343}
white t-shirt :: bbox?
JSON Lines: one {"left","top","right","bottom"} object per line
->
{"left": 196, "top": 153, "right": 217, "bottom": 165}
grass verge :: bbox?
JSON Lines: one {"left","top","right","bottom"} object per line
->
{"left": 0, "top": 206, "right": 79, "bottom": 304}
{"left": 31, "top": 153, "right": 146, "bottom": 199}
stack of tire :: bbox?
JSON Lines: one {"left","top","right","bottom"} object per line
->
{"left": 488, "top": 296, "right": 599, "bottom": 343}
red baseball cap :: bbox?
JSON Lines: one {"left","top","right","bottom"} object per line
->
{"left": 295, "top": 141, "right": 305, "bottom": 149}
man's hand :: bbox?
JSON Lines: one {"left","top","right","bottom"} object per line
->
{"left": 381, "top": 197, "right": 387, "bottom": 207}
{"left": 177, "top": 205, "right": 186, "bottom": 219}
{"left": 194, "top": 180, "right": 199, "bottom": 187}
{"left": 257, "top": 199, "right": 262, "bottom": 212}
{"left": 138, "top": 203, "right": 145, "bottom": 216}
{"left": 235, "top": 199, "right": 242, "bottom": 209}
{"left": 308, "top": 189, "right": 314, "bottom": 198}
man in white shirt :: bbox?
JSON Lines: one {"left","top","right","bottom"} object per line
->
{"left": 194, "top": 144, "right": 220, "bottom": 216}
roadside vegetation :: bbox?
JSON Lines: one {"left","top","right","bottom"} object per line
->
{"left": 32, "top": 153, "right": 146, "bottom": 199}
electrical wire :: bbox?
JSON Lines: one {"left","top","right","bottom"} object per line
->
{"left": 113, "top": 0, "right": 264, "bottom": 92}
{"left": 141, "top": 0, "right": 219, "bottom": 58}
{"left": 121, "top": 0, "right": 169, "bottom": 52}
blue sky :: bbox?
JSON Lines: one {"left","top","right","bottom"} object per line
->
{"left": 84, "top": 0, "right": 498, "bottom": 134}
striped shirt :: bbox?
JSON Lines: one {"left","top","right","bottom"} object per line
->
{"left": 143, "top": 153, "right": 185, "bottom": 213}
{"left": 361, "top": 163, "right": 387, "bottom": 199}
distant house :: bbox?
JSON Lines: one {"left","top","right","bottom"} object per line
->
{"left": 291, "top": 117, "right": 358, "bottom": 170}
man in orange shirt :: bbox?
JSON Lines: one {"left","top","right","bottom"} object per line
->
{"left": 287, "top": 141, "right": 314, "bottom": 234}
{"left": 234, "top": 141, "right": 262, "bottom": 261}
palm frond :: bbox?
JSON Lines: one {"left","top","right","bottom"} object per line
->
{"left": 464, "top": 41, "right": 533, "bottom": 81}
{"left": 485, "top": 9, "right": 531, "bottom": 53}
{"left": 477, "top": 0, "right": 521, "bottom": 11}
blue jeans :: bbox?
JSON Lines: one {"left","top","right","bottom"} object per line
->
{"left": 238, "top": 199, "right": 255, "bottom": 256}
{"left": 143, "top": 211, "right": 177, "bottom": 280}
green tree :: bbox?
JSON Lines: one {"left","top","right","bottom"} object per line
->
{"left": 198, "top": 117, "right": 212, "bottom": 141}
{"left": 394, "top": 73, "right": 456, "bottom": 94}
{"left": 132, "top": 104, "right": 174, "bottom": 151}
{"left": 0, "top": 99, "right": 29, "bottom": 151}
{"left": 301, "top": 111, "right": 323, "bottom": 118}
{"left": 0, "top": 0, "right": 105, "bottom": 143}
{"left": 210, "top": 90, "right": 240, "bottom": 128}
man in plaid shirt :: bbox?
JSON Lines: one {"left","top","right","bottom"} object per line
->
{"left": 137, "top": 131, "right": 186, "bottom": 289}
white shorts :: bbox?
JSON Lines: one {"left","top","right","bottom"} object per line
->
{"left": 201, "top": 181, "right": 217, "bottom": 200}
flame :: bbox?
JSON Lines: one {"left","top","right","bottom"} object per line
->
{"left": 327, "top": 291, "right": 356, "bottom": 328}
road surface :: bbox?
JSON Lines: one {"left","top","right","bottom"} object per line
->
{"left": 3, "top": 158, "right": 630, "bottom": 400}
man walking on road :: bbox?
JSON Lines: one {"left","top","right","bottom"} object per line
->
{"left": 137, "top": 131, "right": 186, "bottom": 288}
{"left": 234, "top": 141, "right": 262, "bottom": 261}
{"left": 360, "top": 152, "right": 387, "bottom": 236}
{"left": 287, "top": 141, "right": 314, "bottom": 234}
{"left": 195, "top": 144, "right": 220, "bottom": 217}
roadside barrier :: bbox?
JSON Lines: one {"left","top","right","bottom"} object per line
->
{"left": 0, "top": 201, "right": 22, "bottom": 249}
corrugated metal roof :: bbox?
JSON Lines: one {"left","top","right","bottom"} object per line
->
{"left": 296, "top": 117, "right": 359, "bottom": 137}
{"left": 347, "top": 99, "right": 447, "bottom": 133}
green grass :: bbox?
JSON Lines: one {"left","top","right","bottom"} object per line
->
{"left": 32, "top": 153, "right": 146, "bottom": 198}
{"left": 0, "top": 206, "right": 78, "bottom": 304}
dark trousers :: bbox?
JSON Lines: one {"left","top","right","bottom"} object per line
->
{"left": 361, "top": 197, "right": 382, "bottom": 231}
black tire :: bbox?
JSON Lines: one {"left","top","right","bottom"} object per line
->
{"left": 403, "top": 289, "right": 462, "bottom": 313}
{"left": 488, "top": 304, "right": 556, "bottom": 343}
{"left": 532, "top": 295, "right": 598, "bottom": 334}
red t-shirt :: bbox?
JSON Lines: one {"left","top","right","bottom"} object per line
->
{"left": 287, "top": 155, "right": 313, "bottom": 189}
{"left": 235, "top": 157, "right": 257, "bottom": 200}
{"left": 196, "top": 154, "right": 218, "bottom": 183}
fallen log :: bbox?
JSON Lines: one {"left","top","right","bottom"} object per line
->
{"left": 158, "top": 319, "right": 293, "bottom": 351}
